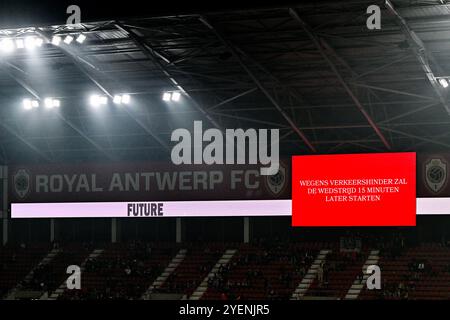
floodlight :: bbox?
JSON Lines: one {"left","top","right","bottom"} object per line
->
{"left": 51, "top": 36, "right": 62, "bottom": 46}
{"left": 90, "top": 94, "right": 100, "bottom": 107}
{"left": 25, "top": 36, "right": 36, "bottom": 50}
{"left": 44, "top": 98, "right": 60, "bottom": 109}
{"left": 171, "top": 91, "right": 181, "bottom": 101}
{"left": 122, "top": 94, "right": 130, "bottom": 104}
{"left": 35, "top": 37, "right": 44, "bottom": 47}
{"left": 439, "top": 78, "right": 449, "bottom": 88}
{"left": 44, "top": 98, "right": 53, "bottom": 109}
{"left": 76, "top": 34, "right": 86, "bottom": 44}
{"left": 113, "top": 95, "right": 122, "bottom": 104}
{"left": 90, "top": 94, "right": 107, "bottom": 107}
{"left": 15, "top": 39, "right": 24, "bottom": 49}
{"left": 113, "top": 94, "right": 131, "bottom": 105}
{"left": 23, "top": 99, "right": 32, "bottom": 110}
{"left": 64, "top": 35, "right": 74, "bottom": 44}
{"left": 163, "top": 92, "right": 171, "bottom": 101}
{"left": 0, "top": 38, "right": 14, "bottom": 53}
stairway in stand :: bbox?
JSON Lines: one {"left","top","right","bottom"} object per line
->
{"left": 44, "top": 249, "right": 104, "bottom": 300}
{"left": 142, "top": 248, "right": 187, "bottom": 300}
{"left": 6, "top": 247, "right": 61, "bottom": 300}
{"left": 291, "top": 249, "right": 331, "bottom": 300}
{"left": 345, "top": 250, "right": 380, "bottom": 300}
{"left": 189, "top": 249, "right": 237, "bottom": 300}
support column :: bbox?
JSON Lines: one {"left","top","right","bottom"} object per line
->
{"left": 50, "top": 218, "right": 55, "bottom": 242}
{"left": 176, "top": 218, "right": 182, "bottom": 243}
{"left": 2, "top": 218, "right": 6, "bottom": 246}
{"left": 111, "top": 218, "right": 117, "bottom": 243}
{"left": 244, "top": 217, "right": 250, "bottom": 243}
{"left": 2, "top": 166, "right": 8, "bottom": 246}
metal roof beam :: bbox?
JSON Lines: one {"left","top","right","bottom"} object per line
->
{"left": 0, "top": 120, "right": 51, "bottom": 162}
{"left": 380, "top": 126, "right": 450, "bottom": 149}
{"left": 198, "top": 16, "right": 316, "bottom": 152}
{"left": 290, "top": 8, "right": 392, "bottom": 150}
{"left": 0, "top": 64, "right": 53, "bottom": 161}
{"left": 115, "top": 22, "right": 223, "bottom": 131}
{"left": 207, "top": 88, "right": 258, "bottom": 111}
{"left": 385, "top": 0, "right": 450, "bottom": 115}
{"left": 37, "top": 30, "right": 169, "bottom": 153}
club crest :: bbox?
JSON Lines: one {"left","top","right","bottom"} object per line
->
{"left": 425, "top": 158, "right": 447, "bottom": 194}
{"left": 265, "top": 163, "right": 287, "bottom": 197}
{"left": 13, "top": 169, "right": 30, "bottom": 199}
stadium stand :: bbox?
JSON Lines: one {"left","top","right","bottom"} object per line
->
{"left": 18, "top": 243, "right": 91, "bottom": 298}
{"left": 58, "top": 242, "right": 176, "bottom": 300}
{"left": 202, "top": 242, "right": 319, "bottom": 300}
{"left": 360, "top": 243, "right": 450, "bottom": 300}
{"left": 1, "top": 229, "right": 450, "bottom": 300}
{"left": 0, "top": 244, "right": 50, "bottom": 298}
{"left": 304, "top": 248, "right": 368, "bottom": 299}
{"left": 156, "top": 243, "right": 225, "bottom": 298}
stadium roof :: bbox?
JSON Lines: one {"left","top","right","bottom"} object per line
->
{"left": 1, "top": 0, "right": 450, "bottom": 164}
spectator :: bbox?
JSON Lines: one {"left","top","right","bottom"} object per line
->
{"left": 317, "top": 262, "right": 324, "bottom": 287}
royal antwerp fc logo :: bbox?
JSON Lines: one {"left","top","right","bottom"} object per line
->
{"left": 13, "top": 169, "right": 31, "bottom": 199}
{"left": 425, "top": 158, "right": 447, "bottom": 194}
{"left": 265, "top": 163, "right": 287, "bottom": 197}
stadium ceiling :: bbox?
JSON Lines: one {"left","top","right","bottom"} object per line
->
{"left": 1, "top": 0, "right": 450, "bottom": 164}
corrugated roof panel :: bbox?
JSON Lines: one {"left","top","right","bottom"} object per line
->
{"left": 398, "top": 4, "right": 450, "bottom": 18}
